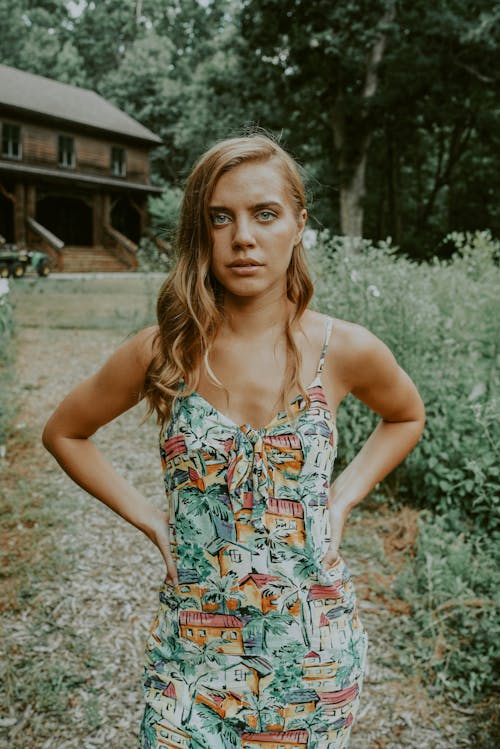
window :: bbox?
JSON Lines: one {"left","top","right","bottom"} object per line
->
{"left": 1, "top": 123, "right": 21, "bottom": 159}
{"left": 58, "top": 135, "right": 75, "bottom": 168}
{"left": 111, "top": 146, "right": 126, "bottom": 177}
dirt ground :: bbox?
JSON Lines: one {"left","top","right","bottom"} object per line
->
{"left": 0, "top": 277, "right": 474, "bottom": 748}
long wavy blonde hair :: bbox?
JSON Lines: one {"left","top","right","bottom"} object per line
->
{"left": 141, "top": 133, "right": 315, "bottom": 432}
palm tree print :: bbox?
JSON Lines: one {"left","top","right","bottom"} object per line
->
{"left": 201, "top": 570, "right": 246, "bottom": 614}
{"left": 139, "top": 316, "right": 368, "bottom": 749}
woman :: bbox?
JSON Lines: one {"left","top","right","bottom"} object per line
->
{"left": 42, "top": 133, "right": 425, "bottom": 748}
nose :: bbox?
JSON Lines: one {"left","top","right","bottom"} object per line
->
{"left": 231, "top": 216, "right": 255, "bottom": 248}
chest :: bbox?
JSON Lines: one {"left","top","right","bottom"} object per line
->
{"left": 195, "top": 338, "right": 320, "bottom": 430}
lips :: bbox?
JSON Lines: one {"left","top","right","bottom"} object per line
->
{"left": 228, "top": 260, "right": 263, "bottom": 267}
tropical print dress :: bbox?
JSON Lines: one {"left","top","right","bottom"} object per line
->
{"left": 139, "top": 315, "right": 368, "bottom": 749}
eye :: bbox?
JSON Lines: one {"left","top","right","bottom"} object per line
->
{"left": 257, "top": 210, "right": 277, "bottom": 222}
{"left": 210, "top": 212, "right": 231, "bottom": 226}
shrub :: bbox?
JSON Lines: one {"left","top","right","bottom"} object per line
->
{"left": 394, "top": 511, "right": 500, "bottom": 704}
{"left": 147, "top": 185, "right": 183, "bottom": 243}
{"left": 137, "top": 185, "right": 183, "bottom": 273}
{"left": 136, "top": 236, "right": 172, "bottom": 274}
{"left": 309, "top": 231, "right": 500, "bottom": 532}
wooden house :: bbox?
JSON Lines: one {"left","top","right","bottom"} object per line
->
{"left": 0, "top": 64, "right": 162, "bottom": 272}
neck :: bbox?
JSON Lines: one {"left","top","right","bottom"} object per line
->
{"left": 221, "top": 293, "right": 295, "bottom": 339}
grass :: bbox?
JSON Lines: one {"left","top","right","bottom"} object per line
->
{"left": 7, "top": 274, "right": 164, "bottom": 331}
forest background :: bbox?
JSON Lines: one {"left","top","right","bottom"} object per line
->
{"left": 0, "top": 0, "right": 499, "bottom": 746}
{"left": 1, "top": 0, "right": 499, "bottom": 254}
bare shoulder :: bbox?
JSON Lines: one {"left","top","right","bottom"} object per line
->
{"left": 132, "top": 324, "right": 160, "bottom": 370}
{"left": 326, "top": 317, "right": 397, "bottom": 389}
{"left": 324, "top": 316, "right": 425, "bottom": 422}
{"left": 91, "top": 323, "right": 160, "bottom": 399}
{"left": 42, "top": 324, "right": 162, "bottom": 443}
{"left": 303, "top": 309, "right": 380, "bottom": 376}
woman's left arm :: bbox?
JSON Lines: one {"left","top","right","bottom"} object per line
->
{"left": 323, "top": 323, "right": 426, "bottom": 566}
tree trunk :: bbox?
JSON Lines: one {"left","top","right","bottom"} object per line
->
{"left": 339, "top": 153, "right": 368, "bottom": 238}
{"left": 333, "top": 1, "right": 396, "bottom": 239}
{"left": 387, "top": 124, "right": 402, "bottom": 244}
{"left": 135, "top": 0, "right": 143, "bottom": 24}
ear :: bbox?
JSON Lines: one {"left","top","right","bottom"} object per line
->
{"left": 295, "top": 208, "right": 307, "bottom": 244}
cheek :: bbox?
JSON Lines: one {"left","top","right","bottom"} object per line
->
{"left": 209, "top": 237, "right": 225, "bottom": 265}
{"left": 270, "top": 226, "right": 297, "bottom": 258}
{"left": 209, "top": 246, "right": 229, "bottom": 285}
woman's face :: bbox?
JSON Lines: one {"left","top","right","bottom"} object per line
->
{"left": 208, "top": 159, "right": 307, "bottom": 299}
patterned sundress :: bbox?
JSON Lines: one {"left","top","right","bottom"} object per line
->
{"left": 139, "top": 315, "right": 368, "bottom": 749}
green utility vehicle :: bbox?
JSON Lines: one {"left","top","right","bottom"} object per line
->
{"left": 0, "top": 244, "right": 51, "bottom": 278}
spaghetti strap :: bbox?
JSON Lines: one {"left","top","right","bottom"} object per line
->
{"left": 316, "top": 316, "right": 334, "bottom": 375}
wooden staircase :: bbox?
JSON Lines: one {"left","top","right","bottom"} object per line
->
{"left": 58, "top": 246, "right": 133, "bottom": 273}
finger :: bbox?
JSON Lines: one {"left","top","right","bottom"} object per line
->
{"left": 321, "top": 546, "right": 340, "bottom": 569}
{"left": 152, "top": 517, "right": 178, "bottom": 582}
{"left": 156, "top": 538, "right": 179, "bottom": 586}
{"left": 326, "top": 506, "right": 346, "bottom": 566}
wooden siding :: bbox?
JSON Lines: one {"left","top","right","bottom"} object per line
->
{"left": 1, "top": 115, "right": 150, "bottom": 184}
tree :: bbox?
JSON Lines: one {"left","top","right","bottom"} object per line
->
{"left": 0, "top": 0, "right": 84, "bottom": 82}
{"left": 239, "top": 0, "right": 397, "bottom": 237}
{"left": 365, "top": 0, "right": 500, "bottom": 255}
{"left": 237, "top": 0, "right": 500, "bottom": 248}
{"left": 2, "top": 0, "right": 497, "bottom": 254}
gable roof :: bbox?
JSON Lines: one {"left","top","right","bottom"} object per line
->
{"left": 0, "top": 64, "right": 162, "bottom": 145}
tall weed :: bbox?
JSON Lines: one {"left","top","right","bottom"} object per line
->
{"left": 309, "top": 231, "right": 500, "bottom": 531}
{"left": 394, "top": 512, "right": 499, "bottom": 704}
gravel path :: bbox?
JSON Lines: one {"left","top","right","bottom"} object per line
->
{"left": 1, "top": 293, "right": 472, "bottom": 748}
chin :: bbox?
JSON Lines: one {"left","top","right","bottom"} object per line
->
{"left": 227, "top": 286, "right": 263, "bottom": 298}
{"left": 218, "top": 275, "right": 261, "bottom": 289}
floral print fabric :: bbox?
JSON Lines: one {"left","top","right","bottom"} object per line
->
{"left": 139, "top": 315, "right": 368, "bottom": 749}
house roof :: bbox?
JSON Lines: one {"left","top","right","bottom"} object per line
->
{"left": 0, "top": 159, "right": 163, "bottom": 193}
{"left": 0, "top": 64, "right": 162, "bottom": 145}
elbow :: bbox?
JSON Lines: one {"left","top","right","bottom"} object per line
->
{"left": 417, "top": 396, "right": 426, "bottom": 434}
{"left": 41, "top": 417, "right": 91, "bottom": 455}
{"left": 395, "top": 400, "right": 426, "bottom": 448}
{"left": 411, "top": 391, "right": 425, "bottom": 424}
{"left": 411, "top": 401, "right": 426, "bottom": 446}
{"left": 406, "top": 389, "right": 426, "bottom": 437}
{"left": 41, "top": 423, "right": 55, "bottom": 454}
{"left": 41, "top": 415, "right": 59, "bottom": 454}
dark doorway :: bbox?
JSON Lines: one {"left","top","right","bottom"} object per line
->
{"left": 0, "top": 191, "right": 15, "bottom": 242}
{"left": 111, "top": 196, "right": 141, "bottom": 244}
{"left": 37, "top": 196, "right": 92, "bottom": 245}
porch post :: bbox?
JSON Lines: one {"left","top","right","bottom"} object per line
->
{"left": 14, "top": 182, "right": 26, "bottom": 245}
{"left": 25, "top": 183, "right": 36, "bottom": 222}
{"left": 93, "top": 191, "right": 104, "bottom": 246}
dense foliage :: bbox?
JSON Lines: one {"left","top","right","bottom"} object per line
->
{"left": 0, "top": 0, "right": 498, "bottom": 255}
{"left": 310, "top": 230, "right": 499, "bottom": 531}
{"left": 395, "top": 512, "right": 499, "bottom": 706}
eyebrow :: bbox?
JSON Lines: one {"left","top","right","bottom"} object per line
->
{"left": 209, "top": 201, "right": 284, "bottom": 212}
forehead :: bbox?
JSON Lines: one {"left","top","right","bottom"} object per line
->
{"left": 210, "top": 159, "right": 292, "bottom": 207}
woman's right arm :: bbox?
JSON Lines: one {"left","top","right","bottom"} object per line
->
{"left": 41, "top": 325, "right": 179, "bottom": 586}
